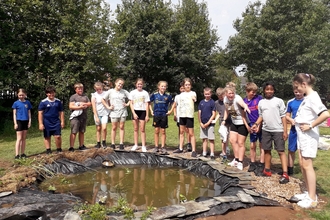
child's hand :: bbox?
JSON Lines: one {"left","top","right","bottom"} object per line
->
{"left": 283, "top": 132, "right": 288, "bottom": 141}
{"left": 150, "top": 110, "right": 154, "bottom": 116}
{"left": 14, "top": 124, "right": 18, "bottom": 130}
{"left": 244, "top": 106, "right": 251, "bottom": 114}
{"left": 133, "top": 113, "right": 139, "bottom": 120}
{"left": 174, "top": 115, "right": 177, "bottom": 122}
{"left": 192, "top": 96, "right": 196, "bottom": 102}
{"left": 39, "top": 124, "right": 44, "bottom": 131}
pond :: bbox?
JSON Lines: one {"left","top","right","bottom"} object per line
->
{"left": 39, "top": 165, "right": 221, "bottom": 211}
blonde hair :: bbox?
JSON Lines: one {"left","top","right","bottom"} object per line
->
{"left": 226, "top": 81, "right": 236, "bottom": 88}
{"left": 245, "top": 82, "right": 258, "bottom": 92}
{"left": 94, "top": 81, "right": 104, "bottom": 89}
{"left": 115, "top": 78, "right": 125, "bottom": 84}
{"left": 216, "top": 87, "right": 225, "bottom": 96}
{"left": 157, "top": 81, "right": 168, "bottom": 87}
{"left": 204, "top": 87, "right": 212, "bottom": 93}
{"left": 74, "top": 83, "right": 84, "bottom": 89}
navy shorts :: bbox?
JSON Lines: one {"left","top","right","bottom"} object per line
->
{"left": 43, "top": 126, "right": 61, "bottom": 138}
{"left": 179, "top": 117, "right": 194, "bottom": 128}
{"left": 16, "top": 120, "right": 29, "bottom": 131}
{"left": 153, "top": 116, "right": 168, "bottom": 129}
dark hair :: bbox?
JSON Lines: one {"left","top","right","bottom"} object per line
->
{"left": 293, "top": 73, "right": 316, "bottom": 86}
{"left": 45, "top": 86, "right": 56, "bottom": 94}
{"left": 262, "top": 81, "right": 276, "bottom": 92}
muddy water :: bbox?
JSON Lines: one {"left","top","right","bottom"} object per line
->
{"left": 39, "top": 165, "right": 220, "bottom": 210}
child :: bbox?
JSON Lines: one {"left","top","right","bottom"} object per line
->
{"left": 173, "top": 84, "right": 191, "bottom": 151}
{"left": 285, "top": 88, "right": 304, "bottom": 175}
{"left": 173, "top": 78, "right": 197, "bottom": 157}
{"left": 292, "top": 73, "right": 329, "bottom": 208}
{"left": 103, "top": 78, "right": 130, "bottom": 150}
{"left": 243, "top": 82, "right": 264, "bottom": 173}
{"left": 149, "top": 81, "right": 174, "bottom": 154}
{"left": 251, "top": 82, "right": 289, "bottom": 184}
{"left": 129, "top": 78, "right": 150, "bottom": 152}
{"left": 38, "top": 86, "right": 65, "bottom": 154}
{"left": 222, "top": 85, "right": 250, "bottom": 170}
{"left": 12, "top": 88, "right": 32, "bottom": 159}
{"left": 69, "top": 83, "right": 92, "bottom": 151}
{"left": 198, "top": 87, "right": 216, "bottom": 159}
{"left": 214, "top": 87, "right": 231, "bottom": 163}
{"left": 91, "top": 82, "right": 109, "bottom": 149}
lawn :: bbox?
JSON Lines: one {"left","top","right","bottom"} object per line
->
{"left": 0, "top": 113, "right": 329, "bottom": 219}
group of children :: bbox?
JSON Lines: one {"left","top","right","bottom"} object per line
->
{"left": 12, "top": 74, "right": 329, "bottom": 208}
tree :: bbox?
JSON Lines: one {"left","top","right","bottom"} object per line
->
{"left": 225, "top": 0, "right": 330, "bottom": 98}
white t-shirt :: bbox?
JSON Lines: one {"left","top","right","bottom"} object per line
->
{"left": 174, "top": 93, "right": 182, "bottom": 122}
{"left": 91, "top": 91, "right": 109, "bottom": 116}
{"left": 177, "top": 91, "right": 197, "bottom": 118}
{"left": 129, "top": 89, "right": 150, "bottom": 111}
{"left": 104, "top": 89, "right": 130, "bottom": 117}
{"left": 224, "top": 94, "right": 245, "bottom": 125}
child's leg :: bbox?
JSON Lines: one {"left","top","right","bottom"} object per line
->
{"left": 111, "top": 121, "right": 118, "bottom": 144}
{"left": 44, "top": 136, "right": 51, "bottom": 149}
{"left": 21, "top": 130, "right": 28, "bottom": 154}
{"left": 259, "top": 141, "right": 265, "bottom": 163}
{"left": 119, "top": 121, "right": 125, "bottom": 144}
{"left": 202, "top": 139, "right": 207, "bottom": 156}
{"left": 54, "top": 135, "right": 62, "bottom": 149}
{"left": 160, "top": 128, "right": 166, "bottom": 147}
{"left": 264, "top": 150, "right": 272, "bottom": 170}
{"left": 237, "top": 134, "right": 247, "bottom": 162}
{"left": 139, "top": 119, "right": 146, "bottom": 147}
{"left": 250, "top": 141, "right": 257, "bottom": 162}
{"left": 229, "top": 131, "right": 239, "bottom": 159}
{"left": 132, "top": 119, "right": 139, "bottom": 146}
{"left": 70, "top": 133, "right": 77, "bottom": 148}
{"left": 188, "top": 127, "right": 196, "bottom": 152}
{"left": 15, "top": 131, "right": 23, "bottom": 156}
{"left": 78, "top": 132, "right": 85, "bottom": 146}
{"left": 209, "top": 139, "right": 215, "bottom": 155}
{"left": 154, "top": 127, "right": 160, "bottom": 147}
{"left": 101, "top": 123, "right": 107, "bottom": 142}
{"left": 179, "top": 125, "right": 186, "bottom": 150}
{"left": 186, "top": 127, "right": 191, "bottom": 144}
{"left": 288, "top": 151, "right": 295, "bottom": 172}
{"left": 96, "top": 124, "right": 101, "bottom": 143}
{"left": 278, "top": 150, "right": 288, "bottom": 173}
{"left": 301, "top": 156, "right": 316, "bottom": 200}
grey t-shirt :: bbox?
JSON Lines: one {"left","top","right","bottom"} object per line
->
{"left": 69, "top": 93, "right": 90, "bottom": 119}
{"left": 104, "top": 89, "right": 130, "bottom": 118}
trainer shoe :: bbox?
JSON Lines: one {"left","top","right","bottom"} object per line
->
{"left": 69, "top": 147, "right": 75, "bottom": 152}
{"left": 191, "top": 151, "right": 197, "bottom": 158}
{"left": 119, "top": 144, "right": 125, "bottom": 150}
{"left": 56, "top": 148, "right": 62, "bottom": 153}
{"left": 210, "top": 155, "right": 215, "bottom": 160}
{"left": 131, "top": 145, "right": 138, "bottom": 151}
{"left": 78, "top": 145, "right": 88, "bottom": 150}
{"left": 293, "top": 191, "right": 308, "bottom": 201}
{"left": 221, "top": 155, "right": 227, "bottom": 164}
{"left": 21, "top": 153, "right": 27, "bottom": 158}
{"left": 228, "top": 159, "right": 238, "bottom": 167}
{"left": 15, "top": 155, "right": 20, "bottom": 159}
{"left": 102, "top": 142, "right": 107, "bottom": 149}
{"left": 160, "top": 147, "right": 168, "bottom": 155}
{"left": 95, "top": 143, "right": 101, "bottom": 148}
{"left": 110, "top": 144, "right": 116, "bottom": 149}
{"left": 262, "top": 169, "right": 272, "bottom": 177}
{"left": 297, "top": 195, "right": 318, "bottom": 208}
{"left": 186, "top": 143, "right": 192, "bottom": 152}
{"left": 142, "top": 146, "right": 147, "bottom": 152}
{"left": 279, "top": 173, "right": 289, "bottom": 184}
{"left": 237, "top": 162, "right": 243, "bottom": 170}
{"left": 46, "top": 149, "right": 52, "bottom": 154}
{"left": 173, "top": 148, "right": 183, "bottom": 153}
{"left": 248, "top": 162, "right": 257, "bottom": 172}
{"left": 152, "top": 147, "right": 159, "bottom": 153}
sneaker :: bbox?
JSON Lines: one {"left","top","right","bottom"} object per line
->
{"left": 293, "top": 191, "right": 308, "bottom": 201}
{"left": 69, "top": 147, "right": 75, "bottom": 152}
{"left": 152, "top": 147, "right": 159, "bottom": 153}
{"left": 173, "top": 148, "right": 183, "bottom": 153}
{"left": 191, "top": 151, "right": 197, "bottom": 158}
{"left": 297, "top": 196, "right": 318, "bottom": 208}
{"left": 102, "top": 142, "right": 107, "bottom": 149}
{"left": 228, "top": 159, "right": 238, "bottom": 167}
{"left": 95, "top": 143, "right": 101, "bottom": 148}
{"left": 279, "top": 173, "right": 289, "bottom": 184}
{"left": 237, "top": 162, "right": 243, "bottom": 170}
{"left": 160, "top": 147, "right": 168, "bottom": 154}
{"left": 56, "top": 148, "right": 62, "bottom": 153}
{"left": 186, "top": 143, "right": 192, "bottom": 152}
{"left": 262, "top": 169, "right": 272, "bottom": 177}
{"left": 221, "top": 155, "right": 227, "bottom": 164}
{"left": 78, "top": 145, "right": 88, "bottom": 150}
{"left": 210, "top": 155, "right": 215, "bottom": 160}
{"left": 110, "top": 144, "right": 116, "bottom": 149}
{"left": 21, "top": 153, "right": 27, "bottom": 158}
{"left": 248, "top": 162, "right": 257, "bottom": 172}
{"left": 119, "top": 144, "right": 125, "bottom": 150}
{"left": 142, "top": 146, "right": 147, "bottom": 152}
{"left": 15, "top": 155, "right": 20, "bottom": 159}
{"left": 46, "top": 149, "right": 52, "bottom": 154}
{"left": 131, "top": 145, "right": 138, "bottom": 151}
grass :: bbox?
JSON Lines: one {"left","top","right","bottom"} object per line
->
{"left": 1, "top": 112, "right": 330, "bottom": 218}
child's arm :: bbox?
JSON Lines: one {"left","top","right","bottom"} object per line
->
{"left": 129, "top": 100, "right": 138, "bottom": 120}
{"left": 101, "top": 98, "right": 113, "bottom": 110}
{"left": 91, "top": 96, "right": 100, "bottom": 124}
{"left": 300, "top": 110, "right": 330, "bottom": 131}
{"left": 38, "top": 110, "right": 44, "bottom": 130}
{"left": 285, "top": 112, "right": 295, "bottom": 125}
{"left": 13, "top": 109, "right": 17, "bottom": 130}
{"left": 28, "top": 109, "right": 31, "bottom": 128}
{"left": 241, "top": 110, "right": 251, "bottom": 133}
{"left": 198, "top": 110, "right": 204, "bottom": 129}
{"left": 149, "top": 103, "right": 154, "bottom": 116}
{"left": 237, "top": 98, "right": 251, "bottom": 114}
{"left": 221, "top": 108, "right": 228, "bottom": 125}
{"left": 145, "top": 102, "right": 150, "bottom": 122}
{"left": 167, "top": 102, "right": 175, "bottom": 115}
{"left": 281, "top": 116, "right": 288, "bottom": 141}
{"left": 173, "top": 102, "right": 177, "bottom": 121}
{"left": 60, "top": 111, "right": 65, "bottom": 128}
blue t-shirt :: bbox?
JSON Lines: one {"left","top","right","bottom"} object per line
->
{"left": 243, "top": 95, "right": 263, "bottom": 124}
{"left": 286, "top": 97, "right": 303, "bottom": 131}
{"left": 12, "top": 100, "right": 32, "bottom": 120}
{"left": 198, "top": 99, "right": 216, "bottom": 124}
{"left": 38, "top": 98, "right": 63, "bottom": 130}
{"left": 150, "top": 92, "right": 173, "bottom": 117}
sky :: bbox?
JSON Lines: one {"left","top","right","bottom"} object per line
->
{"left": 105, "top": 0, "right": 266, "bottom": 48}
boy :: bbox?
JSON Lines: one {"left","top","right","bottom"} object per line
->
{"left": 38, "top": 86, "right": 65, "bottom": 154}
{"left": 243, "top": 82, "right": 264, "bottom": 173}
{"left": 251, "top": 82, "right": 289, "bottom": 184}
{"left": 198, "top": 87, "right": 216, "bottom": 159}
{"left": 69, "top": 83, "right": 92, "bottom": 151}
{"left": 214, "top": 87, "right": 231, "bottom": 162}
{"left": 285, "top": 88, "right": 304, "bottom": 175}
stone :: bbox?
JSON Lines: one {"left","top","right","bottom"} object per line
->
{"left": 214, "top": 196, "right": 240, "bottom": 203}
{"left": 177, "top": 201, "right": 210, "bottom": 217}
{"left": 149, "top": 205, "right": 186, "bottom": 220}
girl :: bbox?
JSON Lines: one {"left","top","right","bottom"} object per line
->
{"left": 222, "top": 85, "right": 250, "bottom": 170}
{"left": 103, "top": 78, "right": 130, "bottom": 150}
{"left": 173, "top": 78, "right": 197, "bottom": 157}
{"left": 292, "top": 73, "right": 329, "bottom": 208}
{"left": 91, "top": 82, "right": 109, "bottom": 149}
{"left": 12, "top": 88, "right": 32, "bottom": 159}
{"left": 149, "top": 81, "right": 174, "bottom": 154}
{"left": 129, "top": 78, "right": 150, "bottom": 152}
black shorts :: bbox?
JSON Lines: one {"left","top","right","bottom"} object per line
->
{"left": 179, "top": 117, "right": 194, "bottom": 128}
{"left": 16, "top": 120, "right": 29, "bottom": 131}
{"left": 132, "top": 110, "right": 146, "bottom": 120}
{"left": 153, "top": 116, "right": 168, "bottom": 128}
{"left": 230, "top": 123, "right": 248, "bottom": 136}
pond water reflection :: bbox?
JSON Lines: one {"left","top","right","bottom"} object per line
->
{"left": 39, "top": 165, "right": 221, "bottom": 210}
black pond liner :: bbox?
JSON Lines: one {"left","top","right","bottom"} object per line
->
{"left": 1, "top": 151, "right": 281, "bottom": 219}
